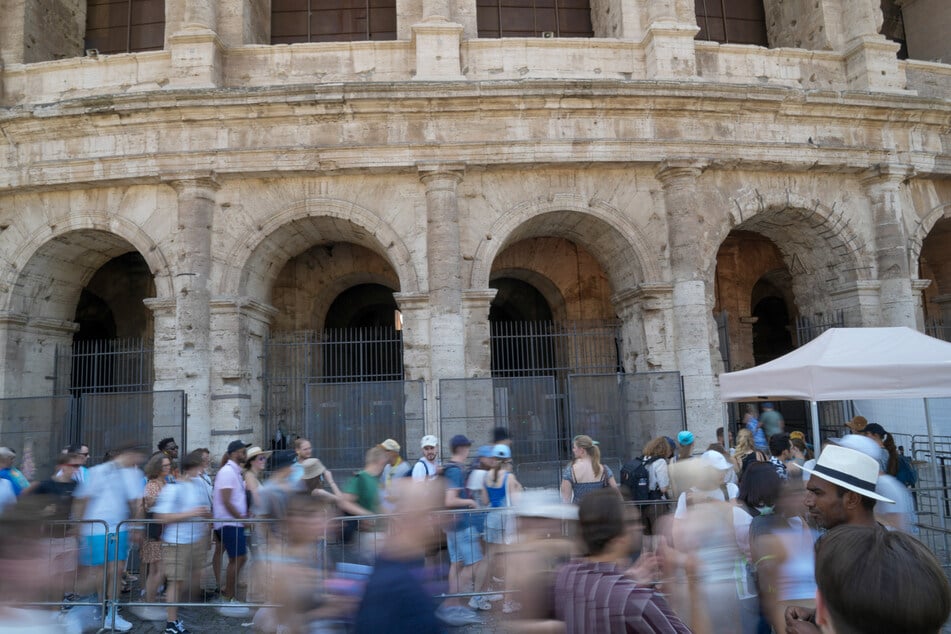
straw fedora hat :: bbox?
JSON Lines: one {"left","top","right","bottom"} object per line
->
{"left": 801, "top": 445, "right": 894, "bottom": 503}
{"left": 245, "top": 446, "right": 272, "bottom": 462}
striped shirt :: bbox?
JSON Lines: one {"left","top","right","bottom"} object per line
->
{"left": 554, "top": 561, "right": 692, "bottom": 634}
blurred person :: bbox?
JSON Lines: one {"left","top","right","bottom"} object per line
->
{"left": 72, "top": 442, "right": 147, "bottom": 632}
{"left": 715, "top": 427, "right": 733, "bottom": 450}
{"left": 255, "top": 492, "right": 357, "bottom": 634}
{"left": 157, "top": 438, "right": 180, "bottom": 482}
{"left": 300, "top": 457, "right": 341, "bottom": 502}
{"left": 212, "top": 439, "right": 251, "bottom": 617}
{"left": 193, "top": 447, "right": 218, "bottom": 598}
{"left": 153, "top": 450, "right": 211, "bottom": 634}
{"left": 799, "top": 444, "right": 894, "bottom": 531}
{"left": 379, "top": 438, "right": 410, "bottom": 512}
{"left": 788, "top": 432, "right": 812, "bottom": 467}
{"left": 768, "top": 433, "right": 792, "bottom": 480}
{"left": 65, "top": 442, "right": 91, "bottom": 483}
{"left": 253, "top": 450, "right": 299, "bottom": 536}
{"left": 759, "top": 403, "right": 784, "bottom": 438}
{"left": 830, "top": 434, "right": 915, "bottom": 533}
{"left": 493, "top": 426, "right": 513, "bottom": 447}
{"left": 561, "top": 434, "right": 618, "bottom": 504}
{"left": 482, "top": 443, "right": 523, "bottom": 613}
{"left": 669, "top": 455, "right": 742, "bottom": 632}
{"left": 0, "top": 446, "right": 30, "bottom": 496}
{"left": 706, "top": 443, "right": 737, "bottom": 486}
{"left": 21, "top": 452, "right": 83, "bottom": 609}
{"left": 412, "top": 435, "right": 441, "bottom": 480}
{"left": 733, "top": 429, "right": 767, "bottom": 480}
{"left": 138, "top": 452, "right": 172, "bottom": 620}
{"left": 436, "top": 434, "right": 484, "bottom": 626}
{"left": 503, "top": 490, "right": 579, "bottom": 632}
{"left": 787, "top": 525, "right": 951, "bottom": 634}
{"left": 0, "top": 476, "right": 14, "bottom": 514}
{"left": 354, "top": 478, "right": 448, "bottom": 633}
{"left": 675, "top": 431, "right": 695, "bottom": 462}
{"left": 743, "top": 403, "right": 767, "bottom": 450}
{"left": 289, "top": 437, "right": 313, "bottom": 485}
{"left": 861, "top": 423, "right": 898, "bottom": 476}
{"left": 555, "top": 488, "right": 695, "bottom": 633}
{"left": 466, "top": 445, "right": 493, "bottom": 558}
{"left": 338, "top": 446, "right": 389, "bottom": 562}
{"left": 744, "top": 463, "right": 817, "bottom": 634}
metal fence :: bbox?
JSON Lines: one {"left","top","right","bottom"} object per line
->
{"left": 0, "top": 391, "right": 186, "bottom": 474}
{"left": 263, "top": 328, "right": 404, "bottom": 450}
{"left": 794, "top": 311, "right": 845, "bottom": 346}
{"left": 926, "top": 317, "right": 951, "bottom": 343}
{"left": 304, "top": 380, "right": 425, "bottom": 473}
{"left": 55, "top": 338, "right": 154, "bottom": 395}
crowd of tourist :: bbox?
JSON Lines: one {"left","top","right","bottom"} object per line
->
{"left": 0, "top": 408, "right": 949, "bottom": 634}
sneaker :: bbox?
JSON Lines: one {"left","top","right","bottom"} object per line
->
{"left": 56, "top": 609, "right": 83, "bottom": 634}
{"left": 492, "top": 576, "right": 505, "bottom": 585}
{"left": 164, "top": 622, "right": 181, "bottom": 634}
{"left": 467, "top": 595, "right": 492, "bottom": 611}
{"left": 214, "top": 596, "right": 250, "bottom": 618}
{"left": 503, "top": 600, "right": 522, "bottom": 614}
{"left": 486, "top": 593, "right": 504, "bottom": 602}
{"left": 435, "top": 605, "right": 483, "bottom": 627}
{"left": 104, "top": 606, "right": 133, "bottom": 632}
{"left": 174, "top": 619, "right": 192, "bottom": 634}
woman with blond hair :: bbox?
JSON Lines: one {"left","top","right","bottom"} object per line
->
{"left": 560, "top": 435, "right": 617, "bottom": 504}
{"left": 732, "top": 428, "right": 766, "bottom": 480}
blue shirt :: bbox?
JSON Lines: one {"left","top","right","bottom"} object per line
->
{"left": 443, "top": 461, "right": 471, "bottom": 530}
{"left": 354, "top": 556, "right": 442, "bottom": 634}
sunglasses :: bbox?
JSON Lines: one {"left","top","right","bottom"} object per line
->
{"left": 255, "top": 456, "right": 267, "bottom": 461}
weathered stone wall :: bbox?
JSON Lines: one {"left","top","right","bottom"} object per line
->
{"left": 22, "top": 0, "right": 85, "bottom": 64}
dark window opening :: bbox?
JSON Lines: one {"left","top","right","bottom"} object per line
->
{"left": 879, "top": 0, "right": 908, "bottom": 60}
{"left": 271, "top": 0, "right": 397, "bottom": 43}
{"left": 85, "top": 0, "right": 165, "bottom": 54}
{"left": 695, "top": 0, "right": 768, "bottom": 46}
{"left": 477, "top": 0, "right": 593, "bottom": 38}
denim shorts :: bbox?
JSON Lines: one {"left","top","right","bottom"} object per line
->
{"left": 80, "top": 531, "right": 129, "bottom": 567}
{"left": 445, "top": 524, "right": 482, "bottom": 566}
{"left": 216, "top": 525, "right": 247, "bottom": 558}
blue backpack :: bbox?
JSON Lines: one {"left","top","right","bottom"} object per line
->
{"left": 895, "top": 454, "right": 918, "bottom": 488}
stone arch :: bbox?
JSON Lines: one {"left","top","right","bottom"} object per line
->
{"left": 2, "top": 216, "right": 172, "bottom": 320}
{"left": 716, "top": 189, "right": 873, "bottom": 311}
{"left": 490, "top": 267, "right": 568, "bottom": 322}
{"left": 309, "top": 271, "right": 401, "bottom": 332}
{"left": 910, "top": 201, "right": 951, "bottom": 264}
{"left": 221, "top": 198, "right": 419, "bottom": 301}
{"left": 469, "top": 195, "right": 660, "bottom": 292}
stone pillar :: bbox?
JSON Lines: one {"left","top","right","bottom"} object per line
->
{"left": 864, "top": 165, "right": 917, "bottom": 328}
{"left": 643, "top": 0, "right": 699, "bottom": 80}
{"left": 612, "top": 284, "right": 675, "bottom": 373}
{"left": 462, "top": 289, "right": 496, "bottom": 377}
{"left": 0, "top": 313, "right": 77, "bottom": 397}
{"left": 656, "top": 161, "right": 720, "bottom": 439}
{"left": 412, "top": 0, "right": 464, "bottom": 83}
{"left": 828, "top": 281, "right": 882, "bottom": 327}
{"left": 158, "top": 175, "right": 219, "bottom": 450}
{"left": 206, "top": 297, "right": 276, "bottom": 453}
{"left": 168, "top": 0, "right": 223, "bottom": 88}
{"left": 835, "top": 0, "right": 908, "bottom": 93}
{"left": 394, "top": 292, "right": 435, "bottom": 436}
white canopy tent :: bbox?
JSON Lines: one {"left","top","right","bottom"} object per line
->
{"left": 719, "top": 326, "right": 951, "bottom": 535}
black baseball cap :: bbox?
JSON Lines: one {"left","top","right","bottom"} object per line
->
{"left": 227, "top": 440, "right": 251, "bottom": 454}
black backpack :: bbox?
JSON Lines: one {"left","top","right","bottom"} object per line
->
{"left": 620, "top": 456, "right": 657, "bottom": 501}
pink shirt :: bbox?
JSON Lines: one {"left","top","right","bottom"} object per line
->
{"left": 212, "top": 460, "right": 246, "bottom": 529}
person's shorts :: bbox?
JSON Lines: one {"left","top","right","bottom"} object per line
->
{"left": 216, "top": 525, "right": 247, "bottom": 559}
{"left": 164, "top": 541, "right": 206, "bottom": 581}
{"left": 445, "top": 524, "right": 482, "bottom": 566}
{"left": 80, "top": 531, "right": 129, "bottom": 567}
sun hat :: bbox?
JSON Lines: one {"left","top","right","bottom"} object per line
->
{"left": 677, "top": 430, "right": 695, "bottom": 446}
{"left": 800, "top": 445, "right": 894, "bottom": 503}
{"left": 301, "top": 458, "right": 327, "bottom": 479}
{"left": 845, "top": 415, "right": 868, "bottom": 432}
{"left": 830, "top": 434, "right": 882, "bottom": 461}
{"left": 700, "top": 449, "right": 732, "bottom": 471}
{"left": 380, "top": 439, "right": 401, "bottom": 452}
{"left": 514, "top": 490, "right": 579, "bottom": 520}
{"left": 420, "top": 435, "right": 438, "bottom": 449}
{"left": 492, "top": 444, "right": 512, "bottom": 459}
{"left": 246, "top": 446, "right": 272, "bottom": 462}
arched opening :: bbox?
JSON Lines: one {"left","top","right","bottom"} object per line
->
{"left": 750, "top": 279, "right": 793, "bottom": 365}
{"left": 920, "top": 216, "right": 951, "bottom": 341}
{"left": 322, "top": 283, "right": 402, "bottom": 381}
{"left": 490, "top": 277, "right": 556, "bottom": 378}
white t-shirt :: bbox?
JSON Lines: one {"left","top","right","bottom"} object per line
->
{"left": 673, "top": 482, "right": 739, "bottom": 519}
{"left": 152, "top": 477, "right": 209, "bottom": 544}
{"left": 411, "top": 457, "right": 440, "bottom": 481}
{"left": 0, "top": 478, "right": 15, "bottom": 514}
{"left": 648, "top": 458, "right": 670, "bottom": 494}
{"left": 74, "top": 461, "right": 144, "bottom": 534}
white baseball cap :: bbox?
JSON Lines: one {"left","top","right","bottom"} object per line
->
{"left": 420, "top": 435, "right": 438, "bottom": 448}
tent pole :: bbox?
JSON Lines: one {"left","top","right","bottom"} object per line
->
{"left": 810, "top": 401, "right": 821, "bottom": 458}
{"left": 923, "top": 399, "right": 947, "bottom": 540}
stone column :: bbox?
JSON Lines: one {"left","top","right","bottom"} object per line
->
{"left": 168, "top": 0, "right": 223, "bottom": 87}
{"left": 159, "top": 174, "right": 219, "bottom": 450}
{"left": 643, "top": 0, "right": 699, "bottom": 80}
{"left": 612, "top": 283, "right": 675, "bottom": 373}
{"left": 206, "top": 297, "right": 276, "bottom": 452}
{"left": 412, "top": 0, "right": 464, "bottom": 82}
{"left": 394, "top": 292, "right": 435, "bottom": 438}
{"left": 462, "top": 289, "right": 497, "bottom": 377}
{"left": 864, "top": 165, "right": 917, "bottom": 328}
{"left": 656, "top": 161, "right": 721, "bottom": 439}
{"left": 835, "top": 0, "right": 908, "bottom": 93}
{"left": 0, "top": 313, "right": 77, "bottom": 397}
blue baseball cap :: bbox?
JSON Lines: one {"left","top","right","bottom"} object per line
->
{"left": 476, "top": 445, "right": 493, "bottom": 458}
{"left": 450, "top": 434, "right": 473, "bottom": 451}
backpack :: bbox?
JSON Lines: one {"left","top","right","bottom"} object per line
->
{"left": 895, "top": 454, "right": 918, "bottom": 488}
{"left": 620, "top": 456, "right": 657, "bottom": 501}
{"left": 407, "top": 459, "right": 432, "bottom": 478}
